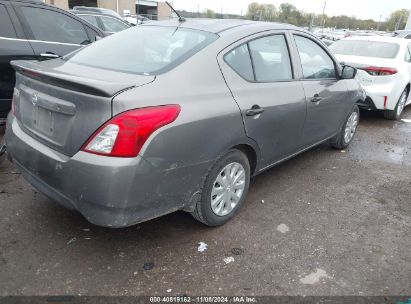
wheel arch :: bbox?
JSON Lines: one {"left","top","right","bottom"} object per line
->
{"left": 405, "top": 83, "right": 410, "bottom": 95}
{"left": 231, "top": 144, "right": 258, "bottom": 176}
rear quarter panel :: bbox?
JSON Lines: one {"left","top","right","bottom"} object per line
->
{"left": 112, "top": 42, "right": 260, "bottom": 211}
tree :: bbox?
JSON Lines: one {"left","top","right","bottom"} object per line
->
{"left": 278, "top": 3, "right": 297, "bottom": 22}
{"left": 204, "top": 9, "right": 215, "bottom": 19}
{"left": 385, "top": 9, "right": 410, "bottom": 31}
{"left": 246, "top": 2, "right": 265, "bottom": 21}
{"left": 262, "top": 4, "right": 277, "bottom": 22}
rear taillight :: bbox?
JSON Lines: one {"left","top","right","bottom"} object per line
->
{"left": 361, "top": 67, "right": 397, "bottom": 76}
{"left": 81, "top": 105, "right": 180, "bottom": 157}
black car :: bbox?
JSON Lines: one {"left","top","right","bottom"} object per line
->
{"left": 0, "top": 0, "right": 105, "bottom": 126}
{"left": 70, "top": 10, "right": 132, "bottom": 35}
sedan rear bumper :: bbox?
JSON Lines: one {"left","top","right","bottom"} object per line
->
{"left": 359, "top": 74, "right": 403, "bottom": 111}
{"left": 5, "top": 115, "right": 202, "bottom": 227}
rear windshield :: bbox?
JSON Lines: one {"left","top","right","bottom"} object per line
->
{"left": 65, "top": 26, "right": 218, "bottom": 75}
{"left": 330, "top": 40, "right": 400, "bottom": 59}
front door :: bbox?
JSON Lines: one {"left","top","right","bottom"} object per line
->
{"left": 218, "top": 32, "right": 307, "bottom": 169}
{"left": 291, "top": 34, "right": 349, "bottom": 146}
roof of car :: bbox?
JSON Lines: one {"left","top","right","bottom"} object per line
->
{"left": 70, "top": 10, "right": 123, "bottom": 19}
{"left": 5, "top": 0, "right": 53, "bottom": 4}
{"left": 341, "top": 35, "right": 409, "bottom": 45}
{"left": 148, "top": 18, "right": 300, "bottom": 34}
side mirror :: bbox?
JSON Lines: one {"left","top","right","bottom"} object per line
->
{"left": 341, "top": 65, "right": 357, "bottom": 79}
{"left": 95, "top": 35, "right": 102, "bottom": 41}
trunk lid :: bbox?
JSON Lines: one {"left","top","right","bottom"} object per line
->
{"left": 335, "top": 54, "right": 397, "bottom": 87}
{"left": 11, "top": 59, "right": 155, "bottom": 157}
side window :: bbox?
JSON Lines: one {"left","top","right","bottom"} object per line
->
{"left": 0, "top": 4, "right": 17, "bottom": 38}
{"left": 224, "top": 44, "right": 254, "bottom": 81}
{"left": 248, "top": 35, "right": 292, "bottom": 81}
{"left": 100, "top": 16, "right": 129, "bottom": 32}
{"left": 294, "top": 35, "right": 337, "bottom": 79}
{"left": 20, "top": 6, "right": 89, "bottom": 45}
{"left": 79, "top": 15, "right": 100, "bottom": 29}
{"left": 405, "top": 34, "right": 411, "bottom": 39}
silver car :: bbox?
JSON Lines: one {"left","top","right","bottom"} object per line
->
{"left": 5, "top": 19, "right": 364, "bottom": 227}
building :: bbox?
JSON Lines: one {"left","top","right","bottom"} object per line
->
{"left": 44, "top": 0, "right": 172, "bottom": 20}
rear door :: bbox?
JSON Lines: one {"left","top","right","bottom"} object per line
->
{"left": 290, "top": 33, "right": 349, "bottom": 146}
{"left": 218, "top": 31, "right": 307, "bottom": 169}
{"left": 11, "top": 2, "right": 100, "bottom": 59}
{"left": 0, "top": 0, "right": 34, "bottom": 122}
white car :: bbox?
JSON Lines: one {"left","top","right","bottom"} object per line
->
{"left": 330, "top": 36, "right": 411, "bottom": 120}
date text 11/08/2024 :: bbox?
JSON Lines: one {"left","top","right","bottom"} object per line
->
{"left": 149, "top": 296, "right": 257, "bottom": 303}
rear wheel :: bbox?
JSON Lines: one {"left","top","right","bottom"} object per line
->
{"left": 331, "top": 105, "right": 359, "bottom": 150}
{"left": 384, "top": 88, "right": 408, "bottom": 120}
{"left": 191, "top": 149, "right": 250, "bottom": 226}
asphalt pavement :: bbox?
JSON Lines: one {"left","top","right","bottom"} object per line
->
{"left": 0, "top": 108, "right": 410, "bottom": 296}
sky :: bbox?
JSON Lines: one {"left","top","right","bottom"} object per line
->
{"left": 170, "top": 0, "right": 410, "bottom": 21}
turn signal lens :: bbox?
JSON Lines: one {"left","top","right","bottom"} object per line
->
{"left": 81, "top": 105, "right": 181, "bottom": 157}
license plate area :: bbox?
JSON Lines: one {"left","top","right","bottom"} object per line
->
{"left": 32, "top": 106, "right": 55, "bottom": 137}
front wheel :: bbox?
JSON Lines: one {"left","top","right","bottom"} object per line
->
{"left": 331, "top": 105, "right": 359, "bottom": 150}
{"left": 384, "top": 88, "right": 408, "bottom": 120}
{"left": 191, "top": 149, "right": 250, "bottom": 226}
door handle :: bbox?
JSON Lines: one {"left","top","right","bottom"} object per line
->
{"left": 246, "top": 105, "right": 264, "bottom": 116}
{"left": 40, "top": 52, "right": 60, "bottom": 59}
{"left": 311, "top": 94, "right": 323, "bottom": 103}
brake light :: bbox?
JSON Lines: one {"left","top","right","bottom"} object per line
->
{"left": 81, "top": 105, "right": 180, "bottom": 157}
{"left": 362, "top": 67, "right": 397, "bottom": 76}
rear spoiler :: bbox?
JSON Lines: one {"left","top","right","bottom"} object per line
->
{"left": 10, "top": 60, "right": 147, "bottom": 97}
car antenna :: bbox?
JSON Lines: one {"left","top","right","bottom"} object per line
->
{"left": 165, "top": 1, "right": 185, "bottom": 22}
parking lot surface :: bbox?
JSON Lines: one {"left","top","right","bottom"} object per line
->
{"left": 0, "top": 109, "right": 410, "bottom": 296}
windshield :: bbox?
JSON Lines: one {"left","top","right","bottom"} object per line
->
{"left": 330, "top": 40, "right": 400, "bottom": 59}
{"left": 65, "top": 26, "right": 218, "bottom": 75}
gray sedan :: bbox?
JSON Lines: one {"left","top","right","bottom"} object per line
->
{"left": 5, "top": 19, "right": 364, "bottom": 228}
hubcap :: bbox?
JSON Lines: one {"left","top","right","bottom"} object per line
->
{"left": 397, "top": 90, "right": 407, "bottom": 117}
{"left": 211, "top": 162, "right": 246, "bottom": 217}
{"left": 344, "top": 111, "right": 358, "bottom": 144}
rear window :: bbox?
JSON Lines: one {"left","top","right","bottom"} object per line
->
{"left": 65, "top": 26, "right": 218, "bottom": 75}
{"left": 330, "top": 40, "right": 400, "bottom": 59}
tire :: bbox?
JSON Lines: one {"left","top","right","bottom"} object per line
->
{"left": 331, "top": 105, "right": 360, "bottom": 150}
{"left": 384, "top": 88, "right": 408, "bottom": 120}
{"left": 191, "top": 149, "right": 251, "bottom": 226}
{"left": 0, "top": 137, "right": 6, "bottom": 166}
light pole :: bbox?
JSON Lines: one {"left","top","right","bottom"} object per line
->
{"left": 377, "top": 14, "right": 382, "bottom": 31}
{"left": 321, "top": 1, "right": 327, "bottom": 32}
